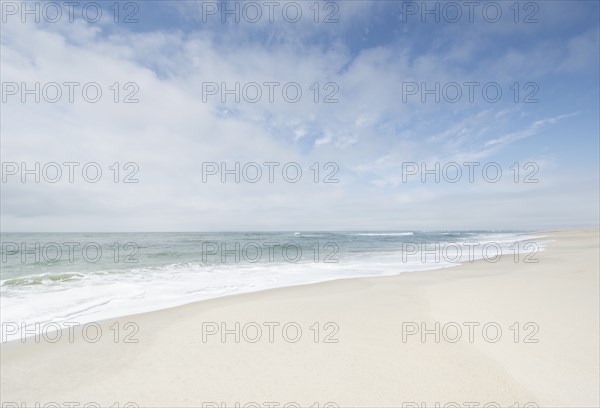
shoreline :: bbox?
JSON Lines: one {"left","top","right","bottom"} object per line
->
{"left": 1, "top": 228, "right": 598, "bottom": 407}
{"left": 1, "top": 230, "right": 552, "bottom": 339}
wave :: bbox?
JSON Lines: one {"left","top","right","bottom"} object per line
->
{"left": 1, "top": 231, "right": 546, "bottom": 340}
{"left": 1, "top": 272, "right": 86, "bottom": 287}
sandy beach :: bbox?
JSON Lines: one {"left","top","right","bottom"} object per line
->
{"left": 1, "top": 229, "right": 598, "bottom": 407}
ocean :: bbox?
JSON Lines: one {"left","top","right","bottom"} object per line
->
{"left": 0, "top": 231, "right": 546, "bottom": 339}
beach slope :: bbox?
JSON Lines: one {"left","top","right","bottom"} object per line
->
{"left": 1, "top": 229, "right": 598, "bottom": 407}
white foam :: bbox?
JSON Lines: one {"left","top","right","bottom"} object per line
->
{"left": 0, "top": 233, "right": 547, "bottom": 341}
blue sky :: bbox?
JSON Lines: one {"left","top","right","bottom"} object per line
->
{"left": 1, "top": 0, "right": 599, "bottom": 231}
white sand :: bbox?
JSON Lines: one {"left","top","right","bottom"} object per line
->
{"left": 1, "top": 229, "right": 598, "bottom": 407}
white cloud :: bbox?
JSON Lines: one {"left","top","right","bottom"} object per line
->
{"left": 1, "top": 8, "right": 598, "bottom": 231}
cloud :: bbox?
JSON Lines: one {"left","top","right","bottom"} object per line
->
{"left": 1, "top": 3, "right": 598, "bottom": 231}
{"left": 484, "top": 113, "right": 580, "bottom": 148}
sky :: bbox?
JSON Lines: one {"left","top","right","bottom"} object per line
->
{"left": 1, "top": 0, "right": 599, "bottom": 232}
